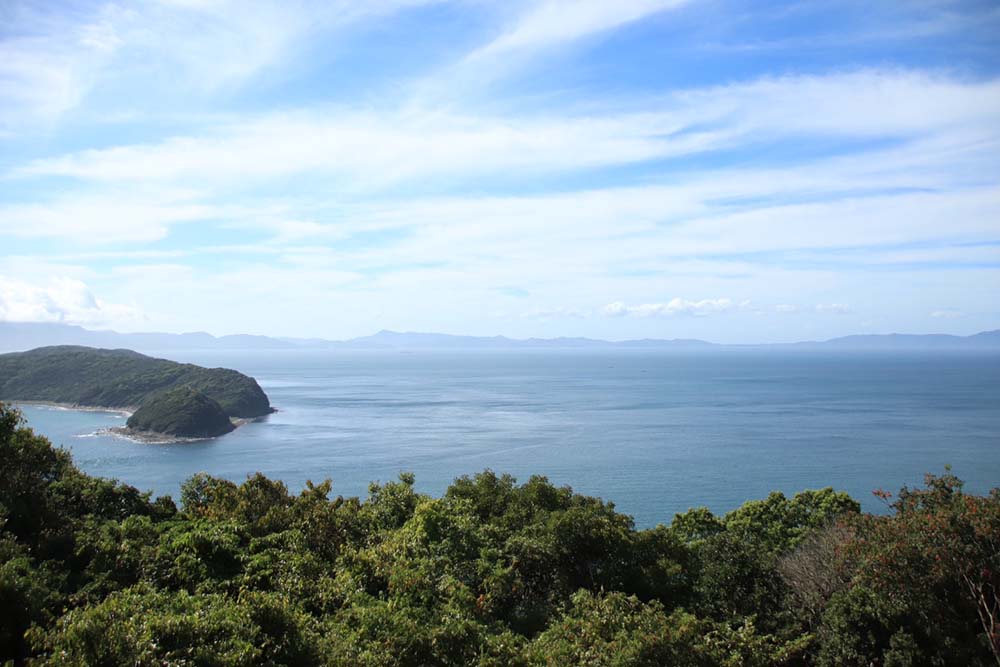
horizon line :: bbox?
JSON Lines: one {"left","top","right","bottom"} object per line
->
{"left": 1, "top": 320, "right": 998, "bottom": 349}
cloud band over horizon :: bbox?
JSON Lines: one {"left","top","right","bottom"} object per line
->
{"left": 0, "top": 0, "right": 998, "bottom": 342}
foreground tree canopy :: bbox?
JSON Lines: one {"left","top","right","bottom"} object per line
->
{"left": 1, "top": 402, "right": 997, "bottom": 666}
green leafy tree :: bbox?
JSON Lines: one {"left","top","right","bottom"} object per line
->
{"left": 4, "top": 401, "right": 999, "bottom": 667}
{"left": 526, "top": 590, "right": 705, "bottom": 667}
{"left": 31, "top": 586, "right": 320, "bottom": 667}
{"left": 817, "top": 471, "right": 999, "bottom": 666}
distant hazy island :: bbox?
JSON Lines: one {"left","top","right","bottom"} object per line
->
{"left": 1, "top": 321, "right": 999, "bottom": 353}
{"left": 0, "top": 346, "right": 272, "bottom": 439}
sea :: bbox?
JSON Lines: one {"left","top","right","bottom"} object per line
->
{"left": 14, "top": 348, "right": 1000, "bottom": 528}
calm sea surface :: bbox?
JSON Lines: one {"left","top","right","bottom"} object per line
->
{"left": 15, "top": 349, "right": 1000, "bottom": 528}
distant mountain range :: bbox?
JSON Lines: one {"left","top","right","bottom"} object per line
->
{"left": 0, "top": 321, "right": 998, "bottom": 353}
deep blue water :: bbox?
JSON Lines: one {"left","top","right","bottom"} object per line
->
{"left": 15, "top": 349, "right": 1000, "bottom": 528}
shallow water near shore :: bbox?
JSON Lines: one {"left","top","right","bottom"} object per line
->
{"left": 16, "top": 348, "right": 1000, "bottom": 528}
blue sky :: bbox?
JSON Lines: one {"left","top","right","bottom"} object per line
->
{"left": 0, "top": 0, "right": 998, "bottom": 342}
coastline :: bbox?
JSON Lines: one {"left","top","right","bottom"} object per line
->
{"left": 11, "top": 400, "right": 135, "bottom": 417}
{"left": 106, "top": 426, "right": 207, "bottom": 445}
{"left": 11, "top": 399, "right": 275, "bottom": 444}
{"left": 106, "top": 413, "right": 272, "bottom": 444}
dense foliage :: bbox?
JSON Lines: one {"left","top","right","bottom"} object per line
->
{"left": 1, "top": 401, "right": 996, "bottom": 666}
{"left": 0, "top": 346, "right": 271, "bottom": 418}
{"left": 126, "top": 386, "right": 236, "bottom": 438}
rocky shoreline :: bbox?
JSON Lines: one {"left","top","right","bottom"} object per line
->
{"left": 106, "top": 413, "right": 271, "bottom": 444}
{"left": 106, "top": 425, "right": 204, "bottom": 444}
{"left": 15, "top": 400, "right": 273, "bottom": 444}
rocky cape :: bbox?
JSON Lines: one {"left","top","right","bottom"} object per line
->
{"left": 0, "top": 346, "right": 273, "bottom": 440}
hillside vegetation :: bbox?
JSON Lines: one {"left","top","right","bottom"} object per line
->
{"left": 1, "top": 402, "right": 997, "bottom": 666}
{"left": 125, "top": 386, "right": 236, "bottom": 438}
{"left": 0, "top": 346, "right": 271, "bottom": 418}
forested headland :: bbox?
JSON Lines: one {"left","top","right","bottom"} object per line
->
{"left": 0, "top": 346, "right": 271, "bottom": 438}
{"left": 1, "top": 402, "right": 997, "bottom": 666}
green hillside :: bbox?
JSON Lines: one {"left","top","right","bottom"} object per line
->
{"left": 126, "top": 386, "right": 236, "bottom": 438}
{"left": 0, "top": 346, "right": 271, "bottom": 418}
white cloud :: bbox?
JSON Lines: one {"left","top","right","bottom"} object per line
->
{"left": 0, "top": 276, "right": 143, "bottom": 326}
{"left": 0, "top": 0, "right": 447, "bottom": 133}
{"left": 0, "top": 13, "right": 116, "bottom": 133}
{"left": 5, "top": 159, "right": 996, "bottom": 285}
{"left": 7, "top": 68, "right": 997, "bottom": 258}
{"left": 931, "top": 309, "right": 964, "bottom": 319}
{"left": 469, "top": 0, "right": 689, "bottom": 61}
{"left": 12, "top": 109, "right": 715, "bottom": 188}
{"left": 0, "top": 189, "right": 220, "bottom": 243}
{"left": 600, "top": 300, "right": 862, "bottom": 320}
{"left": 520, "top": 306, "right": 588, "bottom": 319}
{"left": 418, "top": 0, "right": 693, "bottom": 95}
{"left": 318, "top": 185, "right": 1000, "bottom": 277}
{"left": 17, "top": 69, "right": 997, "bottom": 192}
{"left": 680, "top": 69, "right": 1000, "bottom": 139}
{"left": 602, "top": 298, "right": 736, "bottom": 318}
{"left": 1, "top": 1, "right": 998, "bottom": 342}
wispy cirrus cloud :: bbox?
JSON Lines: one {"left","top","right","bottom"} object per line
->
{"left": 0, "top": 0, "right": 450, "bottom": 133}
{"left": 15, "top": 69, "right": 998, "bottom": 190}
{"left": 468, "top": 0, "right": 690, "bottom": 61}
{"left": 1, "top": 1, "right": 998, "bottom": 340}
{"left": 0, "top": 188, "right": 220, "bottom": 243}
{"left": 13, "top": 109, "right": 712, "bottom": 186}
